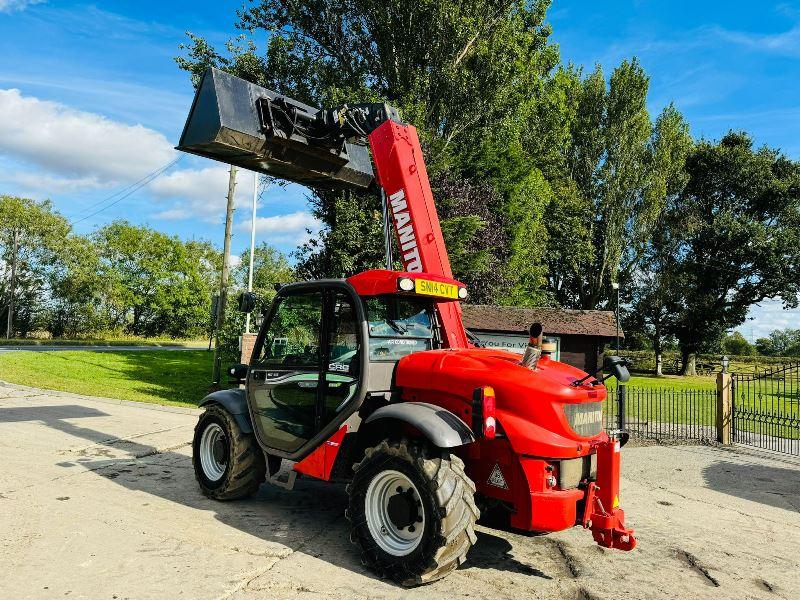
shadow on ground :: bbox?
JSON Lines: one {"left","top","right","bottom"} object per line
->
{"left": 702, "top": 457, "right": 800, "bottom": 512}
{"left": 1, "top": 403, "right": 551, "bottom": 588}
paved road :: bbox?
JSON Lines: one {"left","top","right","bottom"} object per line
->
{"left": 1, "top": 384, "right": 798, "bottom": 599}
{"left": 0, "top": 344, "right": 207, "bottom": 353}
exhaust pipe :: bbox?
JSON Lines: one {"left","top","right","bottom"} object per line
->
{"left": 519, "top": 322, "right": 544, "bottom": 370}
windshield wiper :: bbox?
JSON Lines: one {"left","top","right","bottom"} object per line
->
{"left": 386, "top": 319, "right": 408, "bottom": 335}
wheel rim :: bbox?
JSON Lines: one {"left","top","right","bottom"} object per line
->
{"left": 199, "top": 422, "right": 228, "bottom": 482}
{"left": 365, "top": 469, "right": 425, "bottom": 556}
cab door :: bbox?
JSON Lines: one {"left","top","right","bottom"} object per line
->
{"left": 247, "top": 284, "right": 365, "bottom": 457}
{"left": 247, "top": 290, "right": 323, "bottom": 454}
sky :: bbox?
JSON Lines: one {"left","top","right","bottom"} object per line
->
{"left": 0, "top": 0, "right": 798, "bottom": 339}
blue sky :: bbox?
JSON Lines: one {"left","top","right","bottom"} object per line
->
{"left": 0, "top": 0, "right": 798, "bottom": 338}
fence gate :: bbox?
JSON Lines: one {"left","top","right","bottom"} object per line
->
{"left": 732, "top": 363, "right": 800, "bottom": 456}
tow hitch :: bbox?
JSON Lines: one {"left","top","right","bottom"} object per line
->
{"left": 583, "top": 435, "right": 637, "bottom": 551}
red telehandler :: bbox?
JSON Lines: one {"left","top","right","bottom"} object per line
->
{"left": 177, "top": 68, "right": 636, "bottom": 586}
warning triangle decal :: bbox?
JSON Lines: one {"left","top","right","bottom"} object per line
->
{"left": 487, "top": 463, "right": 508, "bottom": 489}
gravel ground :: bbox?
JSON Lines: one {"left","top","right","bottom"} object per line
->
{"left": 1, "top": 382, "right": 798, "bottom": 600}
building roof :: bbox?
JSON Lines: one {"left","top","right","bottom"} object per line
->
{"left": 461, "top": 304, "right": 622, "bottom": 338}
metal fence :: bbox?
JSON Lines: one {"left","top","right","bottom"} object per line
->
{"left": 604, "top": 385, "right": 717, "bottom": 444}
{"left": 732, "top": 363, "right": 800, "bottom": 456}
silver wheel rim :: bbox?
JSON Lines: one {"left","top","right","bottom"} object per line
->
{"left": 199, "top": 423, "right": 227, "bottom": 482}
{"left": 365, "top": 469, "right": 425, "bottom": 556}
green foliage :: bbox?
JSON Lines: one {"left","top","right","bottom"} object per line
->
{"left": 91, "top": 222, "right": 219, "bottom": 338}
{"left": 665, "top": 133, "right": 800, "bottom": 366}
{"left": 755, "top": 329, "right": 800, "bottom": 357}
{"left": 176, "top": 0, "right": 559, "bottom": 303}
{"left": 531, "top": 63, "right": 693, "bottom": 310}
{"left": 0, "top": 195, "right": 71, "bottom": 336}
{"left": 722, "top": 331, "right": 755, "bottom": 356}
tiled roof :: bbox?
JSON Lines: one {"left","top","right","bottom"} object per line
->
{"left": 461, "top": 304, "right": 622, "bottom": 338}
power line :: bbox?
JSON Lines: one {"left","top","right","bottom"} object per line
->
{"left": 70, "top": 156, "right": 184, "bottom": 227}
{"left": 69, "top": 156, "right": 183, "bottom": 218}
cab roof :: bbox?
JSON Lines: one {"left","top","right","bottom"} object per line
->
{"left": 346, "top": 269, "right": 465, "bottom": 299}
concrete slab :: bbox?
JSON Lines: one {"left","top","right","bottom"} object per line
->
{"left": 1, "top": 384, "right": 798, "bottom": 599}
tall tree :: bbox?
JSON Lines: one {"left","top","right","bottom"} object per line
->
{"left": 531, "top": 62, "right": 693, "bottom": 310}
{"left": 626, "top": 105, "right": 693, "bottom": 370}
{"left": 0, "top": 195, "right": 70, "bottom": 337}
{"left": 667, "top": 133, "right": 800, "bottom": 374}
{"left": 176, "top": 0, "right": 559, "bottom": 303}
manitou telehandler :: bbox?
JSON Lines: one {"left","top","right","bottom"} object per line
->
{"left": 177, "top": 68, "right": 636, "bottom": 586}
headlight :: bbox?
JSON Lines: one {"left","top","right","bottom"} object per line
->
{"left": 458, "top": 287, "right": 468, "bottom": 299}
{"left": 398, "top": 277, "right": 415, "bottom": 292}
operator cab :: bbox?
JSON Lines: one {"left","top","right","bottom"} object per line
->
{"left": 241, "top": 270, "right": 465, "bottom": 460}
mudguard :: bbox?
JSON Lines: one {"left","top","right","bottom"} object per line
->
{"left": 364, "top": 402, "right": 475, "bottom": 448}
{"left": 199, "top": 389, "right": 253, "bottom": 434}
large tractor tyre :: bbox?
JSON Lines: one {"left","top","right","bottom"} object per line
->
{"left": 346, "top": 439, "right": 479, "bottom": 586}
{"left": 192, "top": 404, "right": 265, "bottom": 500}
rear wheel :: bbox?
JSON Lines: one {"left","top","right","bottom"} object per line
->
{"left": 192, "top": 405, "right": 265, "bottom": 500}
{"left": 346, "top": 439, "right": 479, "bottom": 586}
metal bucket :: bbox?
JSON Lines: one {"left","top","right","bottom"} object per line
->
{"left": 177, "top": 68, "right": 374, "bottom": 190}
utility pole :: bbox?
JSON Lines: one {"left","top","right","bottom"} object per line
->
{"left": 212, "top": 165, "right": 237, "bottom": 385}
{"left": 612, "top": 281, "right": 620, "bottom": 353}
{"left": 5, "top": 228, "right": 19, "bottom": 340}
{"left": 245, "top": 171, "right": 258, "bottom": 334}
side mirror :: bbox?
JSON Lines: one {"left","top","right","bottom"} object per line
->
{"left": 237, "top": 291, "right": 259, "bottom": 314}
{"left": 228, "top": 363, "right": 249, "bottom": 382}
{"left": 603, "top": 355, "right": 631, "bottom": 383}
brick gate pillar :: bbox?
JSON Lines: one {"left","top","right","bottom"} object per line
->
{"left": 240, "top": 333, "right": 258, "bottom": 365}
{"left": 716, "top": 372, "right": 732, "bottom": 444}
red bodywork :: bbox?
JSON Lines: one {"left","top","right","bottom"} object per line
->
{"left": 295, "top": 119, "right": 636, "bottom": 550}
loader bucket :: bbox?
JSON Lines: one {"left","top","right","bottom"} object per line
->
{"left": 177, "top": 68, "right": 375, "bottom": 190}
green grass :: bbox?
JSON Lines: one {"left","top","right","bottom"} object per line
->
{"left": 606, "top": 372, "right": 799, "bottom": 439}
{"left": 0, "top": 350, "right": 215, "bottom": 406}
{"left": 0, "top": 338, "right": 207, "bottom": 347}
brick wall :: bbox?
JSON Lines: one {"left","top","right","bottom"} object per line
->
{"left": 240, "top": 333, "right": 258, "bottom": 364}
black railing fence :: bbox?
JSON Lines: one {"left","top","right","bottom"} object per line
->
{"left": 604, "top": 384, "right": 717, "bottom": 444}
{"left": 732, "top": 363, "right": 800, "bottom": 456}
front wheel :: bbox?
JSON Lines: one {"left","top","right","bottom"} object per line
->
{"left": 346, "top": 439, "right": 479, "bottom": 586}
{"left": 192, "top": 405, "right": 265, "bottom": 500}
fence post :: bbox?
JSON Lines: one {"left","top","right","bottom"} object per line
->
{"left": 716, "top": 372, "right": 732, "bottom": 444}
{"left": 617, "top": 383, "right": 626, "bottom": 431}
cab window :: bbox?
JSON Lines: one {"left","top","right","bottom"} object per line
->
{"left": 259, "top": 292, "right": 322, "bottom": 368}
{"left": 365, "top": 296, "right": 435, "bottom": 361}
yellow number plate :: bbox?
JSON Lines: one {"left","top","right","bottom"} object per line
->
{"left": 414, "top": 279, "right": 459, "bottom": 299}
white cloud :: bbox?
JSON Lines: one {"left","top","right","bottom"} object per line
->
{"left": 3, "top": 170, "right": 109, "bottom": 195}
{"left": 149, "top": 166, "right": 254, "bottom": 223}
{"left": 736, "top": 298, "right": 800, "bottom": 340}
{"left": 0, "top": 0, "right": 44, "bottom": 13}
{"left": 0, "top": 88, "right": 175, "bottom": 188}
{"left": 239, "top": 211, "right": 323, "bottom": 246}
{"left": 713, "top": 24, "right": 800, "bottom": 58}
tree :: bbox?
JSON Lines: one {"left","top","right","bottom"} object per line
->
{"left": 0, "top": 195, "right": 70, "bottom": 337}
{"left": 176, "top": 0, "right": 559, "bottom": 302}
{"left": 93, "top": 222, "right": 219, "bottom": 337}
{"left": 722, "top": 331, "right": 755, "bottom": 356}
{"left": 625, "top": 106, "right": 693, "bottom": 370}
{"left": 47, "top": 235, "right": 110, "bottom": 338}
{"left": 667, "top": 133, "right": 800, "bottom": 374}
{"left": 755, "top": 328, "right": 800, "bottom": 356}
{"left": 530, "top": 63, "right": 693, "bottom": 310}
